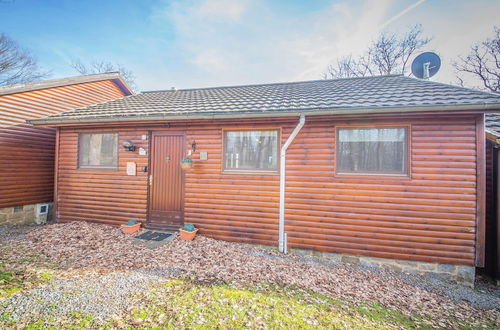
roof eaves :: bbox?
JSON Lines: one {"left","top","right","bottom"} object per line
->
{"left": 112, "top": 76, "right": 135, "bottom": 96}
{"left": 486, "top": 130, "right": 500, "bottom": 144}
{"left": 0, "top": 72, "right": 134, "bottom": 96}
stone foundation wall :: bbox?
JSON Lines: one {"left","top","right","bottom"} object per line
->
{"left": 0, "top": 203, "right": 53, "bottom": 226}
{"left": 290, "top": 248, "right": 476, "bottom": 287}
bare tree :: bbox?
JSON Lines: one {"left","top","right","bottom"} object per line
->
{"left": 0, "top": 34, "right": 48, "bottom": 86}
{"left": 453, "top": 27, "right": 500, "bottom": 93}
{"left": 70, "top": 59, "right": 137, "bottom": 91}
{"left": 323, "top": 25, "right": 431, "bottom": 79}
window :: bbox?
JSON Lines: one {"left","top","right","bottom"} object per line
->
{"left": 78, "top": 133, "right": 118, "bottom": 169}
{"left": 224, "top": 129, "right": 279, "bottom": 171}
{"left": 337, "top": 127, "right": 408, "bottom": 175}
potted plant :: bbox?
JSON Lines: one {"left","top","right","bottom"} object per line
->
{"left": 121, "top": 219, "right": 141, "bottom": 234}
{"left": 179, "top": 223, "right": 198, "bottom": 240}
{"left": 180, "top": 157, "right": 193, "bottom": 170}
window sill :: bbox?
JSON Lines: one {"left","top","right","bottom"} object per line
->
{"left": 335, "top": 172, "right": 410, "bottom": 179}
{"left": 77, "top": 166, "right": 119, "bottom": 172}
{"left": 222, "top": 169, "right": 279, "bottom": 175}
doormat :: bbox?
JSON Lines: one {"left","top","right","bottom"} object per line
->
{"left": 135, "top": 231, "right": 172, "bottom": 242}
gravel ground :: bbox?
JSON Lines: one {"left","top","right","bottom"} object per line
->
{"left": 0, "top": 222, "right": 499, "bottom": 327}
{"left": 1, "top": 270, "right": 171, "bottom": 323}
{"left": 393, "top": 271, "right": 500, "bottom": 310}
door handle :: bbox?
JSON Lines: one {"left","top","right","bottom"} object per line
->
{"left": 166, "top": 155, "right": 171, "bottom": 163}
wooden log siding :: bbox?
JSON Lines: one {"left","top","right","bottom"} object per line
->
{"left": 55, "top": 114, "right": 481, "bottom": 265}
{"left": 0, "top": 80, "right": 127, "bottom": 208}
{"left": 56, "top": 129, "right": 149, "bottom": 224}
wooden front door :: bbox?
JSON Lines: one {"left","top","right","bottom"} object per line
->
{"left": 148, "top": 131, "right": 185, "bottom": 230}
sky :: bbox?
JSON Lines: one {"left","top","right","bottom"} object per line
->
{"left": 0, "top": 0, "right": 498, "bottom": 92}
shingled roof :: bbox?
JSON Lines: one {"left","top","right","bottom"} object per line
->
{"left": 30, "top": 75, "right": 500, "bottom": 125}
{"left": 486, "top": 113, "right": 500, "bottom": 139}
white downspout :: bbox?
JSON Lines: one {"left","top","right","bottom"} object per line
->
{"left": 279, "top": 114, "right": 305, "bottom": 253}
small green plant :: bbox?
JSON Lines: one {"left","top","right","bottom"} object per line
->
{"left": 180, "top": 157, "right": 193, "bottom": 164}
{"left": 125, "top": 220, "right": 138, "bottom": 226}
{"left": 182, "top": 223, "right": 196, "bottom": 232}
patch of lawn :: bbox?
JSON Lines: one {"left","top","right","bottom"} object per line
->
{"left": 0, "top": 248, "right": 55, "bottom": 298}
{"left": 127, "top": 280, "right": 417, "bottom": 329}
{"left": 0, "top": 268, "right": 23, "bottom": 298}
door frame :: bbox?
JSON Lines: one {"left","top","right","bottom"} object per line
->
{"left": 146, "top": 130, "right": 187, "bottom": 229}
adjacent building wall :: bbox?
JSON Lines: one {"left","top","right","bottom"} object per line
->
{"left": 54, "top": 114, "right": 481, "bottom": 267}
{"left": 484, "top": 140, "right": 499, "bottom": 281}
{"left": 0, "top": 80, "right": 129, "bottom": 224}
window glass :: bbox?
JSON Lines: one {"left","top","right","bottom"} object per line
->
{"left": 78, "top": 133, "right": 118, "bottom": 168}
{"left": 224, "top": 130, "right": 278, "bottom": 171}
{"left": 337, "top": 127, "right": 407, "bottom": 175}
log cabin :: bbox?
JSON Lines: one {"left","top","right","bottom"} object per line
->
{"left": 0, "top": 73, "right": 133, "bottom": 225}
{"left": 30, "top": 75, "right": 500, "bottom": 284}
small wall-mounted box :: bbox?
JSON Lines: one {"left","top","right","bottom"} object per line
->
{"left": 35, "top": 203, "right": 52, "bottom": 225}
{"left": 37, "top": 203, "right": 49, "bottom": 215}
{"left": 199, "top": 151, "right": 208, "bottom": 160}
{"left": 126, "top": 162, "right": 137, "bottom": 176}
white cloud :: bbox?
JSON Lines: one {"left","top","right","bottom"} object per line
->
{"left": 418, "top": 0, "right": 500, "bottom": 86}
{"left": 191, "top": 49, "right": 229, "bottom": 71}
{"left": 138, "top": 0, "right": 500, "bottom": 91}
{"left": 193, "top": 0, "right": 250, "bottom": 20}
{"left": 379, "top": 0, "right": 429, "bottom": 30}
{"left": 292, "top": 0, "right": 396, "bottom": 80}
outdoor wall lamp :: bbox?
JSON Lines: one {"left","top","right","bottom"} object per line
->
{"left": 191, "top": 140, "right": 197, "bottom": 152}
{"left": 123, "top": 140, "right": 136, "bottom": 151}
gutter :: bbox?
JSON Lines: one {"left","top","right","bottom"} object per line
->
{"left": 279, "top": 114, "right": 305, "bottom": 253}
{"left": 28, "top": 102, "right": 500, "bottom": 126}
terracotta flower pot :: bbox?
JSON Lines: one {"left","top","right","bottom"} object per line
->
{"left": 121, "top": 223, "right": 141, "bottom": 235}
{"left": 180, "top": 162, "right": 193, "bottom": 170}
{"left": 179, "top": 228, "right": 199, "bottom": 240}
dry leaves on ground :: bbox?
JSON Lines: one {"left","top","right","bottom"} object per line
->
{"left": 2, "top": 221, "right": 499, "bottom": 328}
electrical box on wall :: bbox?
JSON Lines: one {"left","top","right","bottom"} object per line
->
{"left": 127, "top": 162, "right": 136, "bottom": 175}
{"left": 199, "top": 151, "right": 208, "bottom": 160}
{"left": 35, "top": 203, "right": 51, "bottom": 225}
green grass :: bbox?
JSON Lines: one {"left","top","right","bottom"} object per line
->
{"left": 0, "top": 268, "right": 23, "bottom": 298}
{"left": 126, "top": 280, "right": 419, "bottom": 329}
{"left": 0, "top": 256, "right": 55, "bottom": 298}
{"left": 2, "top": 279, "right": 498, "bottom": 329}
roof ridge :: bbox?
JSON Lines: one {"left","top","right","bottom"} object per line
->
{"left": 141, "top": 74, "right": 404, "bottom": 94}
{"left": 399, "top": 75, "right": 500, "bottom": 97}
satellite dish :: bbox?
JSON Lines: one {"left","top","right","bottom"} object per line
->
{"left": 411, "top": 52, "right": 441, "bottom": 79}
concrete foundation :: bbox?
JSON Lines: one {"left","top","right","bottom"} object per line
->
{"left": 0, "top": 202, "right": 53, "bottom": 226}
